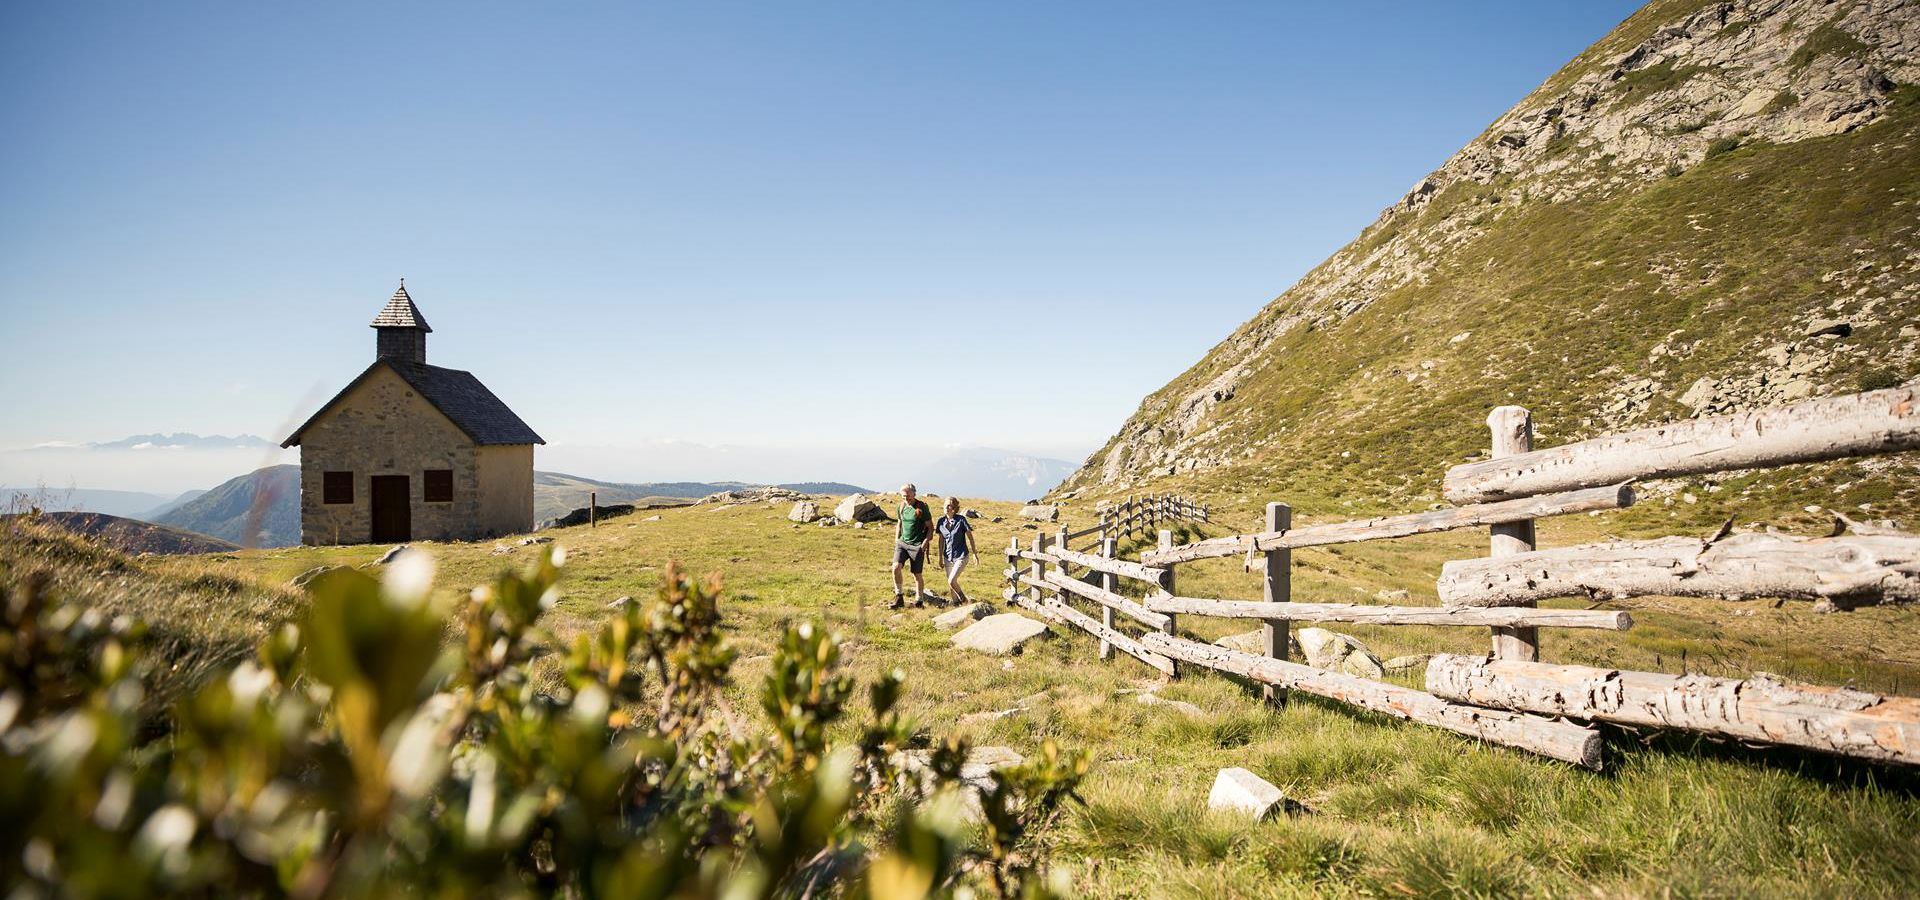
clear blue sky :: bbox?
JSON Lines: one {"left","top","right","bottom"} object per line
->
{"left": 0, "top": 1, "right": 1642, "bottom": 489}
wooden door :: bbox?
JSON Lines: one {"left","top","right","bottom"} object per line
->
{"left": 370, "top": 475, "right": 411, "bottom": 543}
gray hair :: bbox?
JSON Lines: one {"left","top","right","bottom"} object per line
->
{"left": 900, "top": 483, "right": 917, "bottom": 493}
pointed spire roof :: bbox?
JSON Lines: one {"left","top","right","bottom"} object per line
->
{"left": 369, "top": 279, "right": 432, "bottom": 332}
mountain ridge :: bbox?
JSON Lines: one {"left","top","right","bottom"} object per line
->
{"left": 1062, "top": 0, "right": 1920, "bottom": 525}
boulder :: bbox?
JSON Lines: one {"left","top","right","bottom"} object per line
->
{"left": 376, "top": 545, "right": 410, "bottom": 565}
{"left": 963, "top": 508, "right": 982, "bottom": 519}
{"left": 519, "top": 535, "right": 553, "bottom": 546}
{"left": 834, "top": 493, "right": 889, "bottom": 524}
{"left": 788, "top": 501, "right": 820, "bottom": 523}
{"left": 931, "top": 602, "right": 992, "bottom": 630}
{"left": 1019, "top": 504, "right": 1059, "bottom": 522}
{"left": 1214, "top": 629, "right": 1268, "bottom": 654}
{"left": 1207, "top": 768, "right": 1289, "bottom": 819}
{"left": 896, "top": 746, "right": 1026, "bottom": 817}
{"left": 1296, "top": 627, "right": 1385, "bottom": 679}
{"left": 1384, "top": 654, "right": 1434, "bottom": 673}
{"left": 289, "top": 565, "right": 343, "bottom": 589}
{"left": 951, "top": 613, "right": 1050, "bottom": 655}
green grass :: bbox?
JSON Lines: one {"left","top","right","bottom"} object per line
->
{"left": 1789, "top": 21, "right": 1872, "bottom": 70}
{"left": 12, "top": 489, "right": 1920, "bottom": 896}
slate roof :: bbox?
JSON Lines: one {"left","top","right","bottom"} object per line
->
{"left": 282, "top": 360, "right": 544, "bottom": 448}
{"left": 370, "top": 282, "right": 433, "bottom": 332}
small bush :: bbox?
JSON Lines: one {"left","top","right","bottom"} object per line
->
{"left": 1705, "top": 136, "right": 1743, "bottom": 159}
{"left": 0, "top": 550, "right": 1088, "bottom": 898}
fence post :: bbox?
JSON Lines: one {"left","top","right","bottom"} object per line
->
{"left": 590, "top": 491, "right": 597, "bottom": 528}
{"left": 1098, "top": 536, "right": 1117, "bottom": 661}
{"left": 1006, "top": 535, "right": 1019, "bottom": 606}
{"left": 1263, "top": 501, "right": 1292, "bottom": 706}
{"left": 1030, "top": 533, "right": 1048, "bottom": 609}
{"left": 1487, "top": 406, "right": 1540, "bottom": 661}
{"left": 1157, "top": 529, "right": 1179, "bottom": 679}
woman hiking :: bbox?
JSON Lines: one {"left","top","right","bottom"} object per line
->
{"left": 935, "top": 496, "right": 979, "bottom": 604}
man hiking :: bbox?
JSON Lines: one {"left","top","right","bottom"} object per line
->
{"left": 891, "top": 483, "right": 934, "bottom": 608}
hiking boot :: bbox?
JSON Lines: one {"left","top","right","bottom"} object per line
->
{"left": 888, "top": 592, "right": 905, "bottom": 609}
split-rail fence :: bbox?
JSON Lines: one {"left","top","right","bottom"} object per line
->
{"left": 1004, "top": 386, "right": 1920, "bottom": 770}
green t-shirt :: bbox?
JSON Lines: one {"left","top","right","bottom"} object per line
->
{"left": 897, "top": 499, "right": 932, "bottom": 545}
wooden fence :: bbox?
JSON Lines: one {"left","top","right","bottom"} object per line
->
{"left": 1004, "top": 386, "right": 1920, "bottom": 770}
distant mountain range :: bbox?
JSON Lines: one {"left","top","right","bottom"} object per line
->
{"left": 532, "top": 472, "right": 870, "bottom": 522}
{"left": 87, "top": 433, "right": 277, "bottom": 451}
{"left": 908, "top": 447, "right": 1074, "bottom": 502}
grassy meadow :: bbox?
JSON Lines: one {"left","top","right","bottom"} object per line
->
{"left": 9, "top": 487, "right": 1920, "bottom": 897}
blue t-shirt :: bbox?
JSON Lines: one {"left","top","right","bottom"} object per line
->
{"left": 936, "top": 515, "right": 972, "bottom": 561}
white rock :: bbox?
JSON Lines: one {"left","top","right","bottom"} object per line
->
{"left": 951, "top": 613, "right": 1050, "bottom": 655}
{"left": 834, "top": 494, "right": 887, "bottom": 523}
{"left": 1018, "top": 504, "right": 1059, "bottom": 522}
{"left": 1214, "top": 629, "right": 1268, "bottom": 654}
{"left": 932, "top": 602, "right": 992, "bottom": 630}
{"left": 1136, "top": 693, "right": 1204, "bottom": 718}
{"left": 1208, "top": 767, "right": 1286, "bottom": 819}
{"left": 788, "top": 501, "right": 820, "bottom": 523}
{"left": 376, "top": 544, "right": 410, "bottom": 564}
{"left": 1384, "top": 654, "right": 1434, "bottom": 673}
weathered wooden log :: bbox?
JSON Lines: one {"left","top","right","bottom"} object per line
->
{"left": 1425, "top": 655, "right": 1920, "bottom": 766}
{"left": 1141, "top": 484, "right": 1634, "bottom": 566}
{"left": 1261, "top": 501, "right": 1292, "bottom": 706}
{"left": 1143, "top": 595, "right": 1632, "bottom": 629}
{"left": 1142, "top": 634, "right": 1602, "bottom": 768}
{"left": 1008, "top": 581, "right": 1174, "bottom": 676}
{"left": 1047, "top": 544, "right": 1167, "bottom": 584}
{"left": 1444, "top": 386, "right": 1920, "bottom": 504}
{"left": 1043, "top": 570, "right": 1170, "bottom": 630}
{"left": 1065, "top": 522, "right": 1106, "bottom": 541}
{"left": 1437, "top": 532, "right": 1920, "bottom": 610}
{"left": 1098, "top": 536, "right": 1118, "bottom": 661}
{"left": 1487, "top": 407, "right": 1540, "bottom": 660}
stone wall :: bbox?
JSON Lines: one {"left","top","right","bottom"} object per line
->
{"left": 299, "top": 366, "right": 526, "bottom": 545}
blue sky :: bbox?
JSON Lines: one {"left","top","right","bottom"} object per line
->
{"left": 0, "top": 1, "right": 1642, "bottom": 491}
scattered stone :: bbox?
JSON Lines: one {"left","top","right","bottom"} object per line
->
{"left": 896, "top": 746, "right": 1025, "bottom": 812}
{"left": 1214, "top": 629, "right": 1269, "bottom": 654}
{"left": 951, "top": 614, "right": 1050, "bottom": 655}
{"left": 1375, "top": 588, "right": 1410, "bottom": 602}
{"left": 852, "top": 521, "right": 865, "bottom": 530}
{"left": 1208, "top": 768, "right": 1292, "bottom": 819}
{"left": 834, "top": 493, "right": 890, "bottom": 524}
{"left": 605, "top": 596, "right": 635, "bottom": 609}
{"left": 642, "top": 515, "right": 661, "bottom": 522}
{"left": 700, "top": 486, "right": 807, "bottom": 505}
{"left": 788, "top": 501, "right": 820, "bottom": 523}
{"left": 289, "top": 565, "right": 343, "bottom": 588}
{"left": 1019, "top": 504, "right": 1060, "bottom": 522}
{"left": 1136, "top": 693, "right": 1204, "bottom": 718}
{"left": 376, "top": 545, "right": 410, "bottom": 565}
{"left": 519, "top": 536, "right": 553, "bottom": 546}
{"left": 963, "top": 508, "right": 982, "bottom": 519}
{"left": 489, "top": 544, "right": 515, "bottom": 556}
{"left": 1384, "top": 654, "right": 1434, "bottom": 673}
{"left": 816, "top": 516, "right": 838, "bottom": 527}
{"left": 990, "top": 516, "right": 1005, "bottom": 524}
{"left": 931, "top": 602, "right": 992, "bottom": 630}
{"left": 1296, "top": 627, "right": 1386, "bottom": 679}
{"left": 1806, "top": 318, "right": 1853, "bottom": 338}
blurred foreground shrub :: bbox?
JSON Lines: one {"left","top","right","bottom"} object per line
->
{"left": 0, "top": 548, "right": 1086, "bottom": 898}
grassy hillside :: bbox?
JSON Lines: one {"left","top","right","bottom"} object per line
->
{"left": 1063, "top": 0, "right": 1920, "bottom": 532}
{"left": 14, "top": 497, "right": 1920, "bottom": 896}
{"left": 12, "top": 511, "right": 239, "bottom": 555}
{"left": 154, "top": 464, "right": 300, "bottom": 548}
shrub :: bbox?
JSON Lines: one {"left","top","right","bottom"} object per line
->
{"left": 1704, "top": 136, "right": 1743, "bottom": 159}
{"left": 0, "top": 549, "right": 1087, "bottom": 898}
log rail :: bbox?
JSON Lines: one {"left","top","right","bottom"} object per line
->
{"left": 999, "top": 386, "right": 1920, "bottom": 769}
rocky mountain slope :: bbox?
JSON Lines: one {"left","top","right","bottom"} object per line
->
{"left": 1063, "top": 0, "right": 1920, "bottom": 522}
